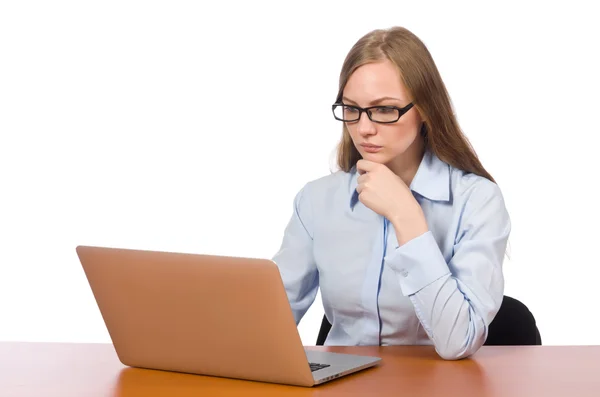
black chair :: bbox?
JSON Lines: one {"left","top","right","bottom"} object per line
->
{"left": 316, "top": 295, "right": 541, "bottom": 346}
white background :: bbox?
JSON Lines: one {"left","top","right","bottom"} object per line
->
{"left": 1, "top": 1, "right": 599, "bottom": 347}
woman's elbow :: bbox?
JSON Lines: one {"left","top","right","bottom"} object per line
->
{"left": 433, "top": 327, "right": 486, "bottom": 360}
{"left": 435, "top": 344, "right": 478, "bottom": 360}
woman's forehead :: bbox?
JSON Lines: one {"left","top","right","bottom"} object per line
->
{"left": 344, "top": 61, "right": 408, "bottom": 103}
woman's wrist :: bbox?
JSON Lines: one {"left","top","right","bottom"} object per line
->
{"left": 390, "top": 211, "right": 429, "bottom": 246}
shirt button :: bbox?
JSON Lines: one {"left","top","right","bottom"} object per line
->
{"left": 400, "top": 269, "right": 409, "bottom": 277}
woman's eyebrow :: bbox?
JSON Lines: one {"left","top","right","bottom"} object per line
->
{"left": 342, "top": 96, "right": 403, "bottom": 105}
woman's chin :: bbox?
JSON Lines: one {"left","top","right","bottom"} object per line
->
{"left": 360, "top": 151, "right": 389, "bottom": 163}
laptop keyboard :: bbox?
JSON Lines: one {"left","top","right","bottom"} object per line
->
{"left": 309, "top": 362, "right": 331, "bottom": 372}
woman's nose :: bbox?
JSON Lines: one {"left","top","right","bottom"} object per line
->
{"left": 356, "top": 112, "right": 376, "bottom": 136}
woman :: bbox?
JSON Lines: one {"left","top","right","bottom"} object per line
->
{"left": 272, "top": 26, "right": 510, "bottom": 360}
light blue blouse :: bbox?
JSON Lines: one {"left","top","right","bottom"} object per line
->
{"left": 272, "top": 150, "right": 511, "bottom": 360}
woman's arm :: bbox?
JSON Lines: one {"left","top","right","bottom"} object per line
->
{"left": 387, "top": 180, "right": 510, "bottom": 360}
{"left": 272, "top": 184, "right": 319, "bottom": 325}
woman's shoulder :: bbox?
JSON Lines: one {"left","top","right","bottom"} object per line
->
{"left": 300, "top": 169, "right": 354, "bottom": 197}
{"left": 448, "top": 165, "right": 507, "bottom": 211}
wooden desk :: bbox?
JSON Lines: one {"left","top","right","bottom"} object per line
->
{"left": 1, "top": 342, "right": 599, "bottom": 396}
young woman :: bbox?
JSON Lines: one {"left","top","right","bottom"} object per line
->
{"left": 272, "top": 26, "right": 510, "bottom": 360}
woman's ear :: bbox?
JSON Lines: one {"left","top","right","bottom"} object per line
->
{"left": 415, "top": 106, "right": 427, "bottom": 123}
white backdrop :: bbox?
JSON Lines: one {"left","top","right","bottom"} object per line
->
{"left": 1, "top": 1, "right": 599, "bottom": 346}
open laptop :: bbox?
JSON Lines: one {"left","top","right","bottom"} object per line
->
{"left": 76, "top": 245, "right": 381, "bottom": 387}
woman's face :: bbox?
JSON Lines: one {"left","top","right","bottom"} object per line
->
{"left": 342, "top": 60, "right": 423, "bottom": 167}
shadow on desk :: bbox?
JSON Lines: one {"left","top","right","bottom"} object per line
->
{"left": 114, "top": 366, "right": 317, "bottom": 396}
{"left": 113, "top": 346, "right": 490, "bottom": 397}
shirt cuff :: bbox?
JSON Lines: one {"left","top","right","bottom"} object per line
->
{"left": 384, "top": 231, "right": 451, "bottom": 296}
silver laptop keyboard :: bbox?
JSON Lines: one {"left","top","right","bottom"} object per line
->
{"left": 309, "top": 362, "right": 331, "bottom": 372}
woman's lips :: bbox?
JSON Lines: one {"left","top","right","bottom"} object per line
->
{"left": 360, "top": 144, "right": 382, "bottom": 153}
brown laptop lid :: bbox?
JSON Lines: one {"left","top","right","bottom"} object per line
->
{"left": 76, "top": 245, "right": 314, "bottom": 386}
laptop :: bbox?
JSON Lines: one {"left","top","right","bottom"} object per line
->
{"left": 76, "top": 245, "right": 381, "bottom": 387}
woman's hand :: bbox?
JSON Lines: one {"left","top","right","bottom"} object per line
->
{"left": 356, "top": 159, "right": 429, "bottom": 245}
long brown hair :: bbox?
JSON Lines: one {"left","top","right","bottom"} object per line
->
{"left": 335, "top": 27, "right": 494, "bottom": 183}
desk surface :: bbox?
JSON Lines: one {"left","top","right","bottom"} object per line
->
{"left": 1, "top": 342, "right": 599, "bottom": 397}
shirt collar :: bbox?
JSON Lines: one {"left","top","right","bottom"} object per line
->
{"left": 349, "top": 150, "right": 451, "bottom": 210}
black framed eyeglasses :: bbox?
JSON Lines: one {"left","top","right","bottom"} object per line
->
{"left": 332, "top": 102, "right": 414, "bottom": 124}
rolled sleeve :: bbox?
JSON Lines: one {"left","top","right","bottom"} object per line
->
{"left": 386, "top": 179, "right": 511, "bottom": 360}
{"left": 384, "top": 231, "right": 451, "bottom": 296}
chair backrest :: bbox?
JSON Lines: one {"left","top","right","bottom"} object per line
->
{"left": 484, "top": 295, "right": 541, "bottom": 345}
{"left": 316, "top": 295, "right": 541, "bottom": 346}
{"left": 316, "top": 314, "right": 332, "bottom": 346}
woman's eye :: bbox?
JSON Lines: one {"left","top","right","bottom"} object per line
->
{"left": 374, "top": 107, "right": 394, "bottom": 114}
{"left": 344, "top": 106, "right": 359, "bottom": 113}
